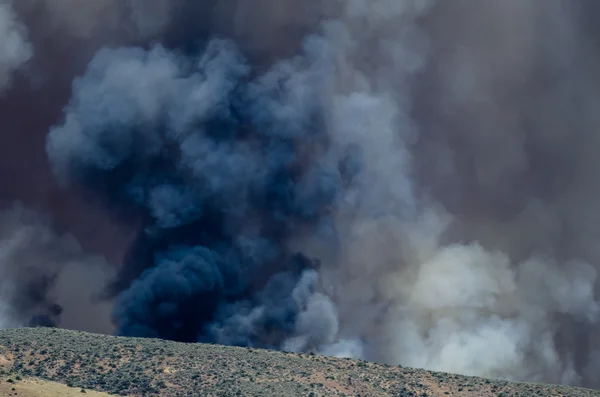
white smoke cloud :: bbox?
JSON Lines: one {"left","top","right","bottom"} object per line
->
{"left": 284, "top": 0, "right": 600, "bottom": 387}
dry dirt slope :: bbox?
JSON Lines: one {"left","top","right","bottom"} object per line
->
{"left": 0, "top": 328, "right": 597, "bottom": 397}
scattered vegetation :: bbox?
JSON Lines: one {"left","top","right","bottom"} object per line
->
{"left": 0, "top": 328, "right": 596, "bottom": 396}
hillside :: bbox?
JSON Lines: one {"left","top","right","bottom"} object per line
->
{"left": 0, "top": 328, "right": 596, "bottom": 397}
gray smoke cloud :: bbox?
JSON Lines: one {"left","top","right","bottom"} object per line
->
{"left": 14, "top": 0, "right": 173, "bottom": 39}
{"left": 0, "top": 204, "right": 114, "bottom": 333}
{"left": 288, "top": 0, "right": 600, "bottom": 387}
{"left": 2, "top": 0, "right": 600, "bottom": 390}
{"left": 239, "top": 0, "right": 600, "bottom": 387}
{"left": 0, "top": 1, "right": 31, "bottom": 91}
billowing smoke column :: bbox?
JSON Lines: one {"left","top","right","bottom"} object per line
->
{"left": 46, "top": 37, "right": 349, "bottom": 345}
{"left": 4, "top": 0, "right": 600, "bottom": 390}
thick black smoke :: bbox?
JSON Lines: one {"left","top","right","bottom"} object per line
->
{"left": 47, "top": 38, "right": 349, "bottom": 346}
{"left": 4, "top": 0, "right": 600, "bottom": 390}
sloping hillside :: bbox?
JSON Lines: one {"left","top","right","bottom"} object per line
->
{"left": 0, "top": 377, "right": 112, "bottom": 397}
{"left": 0, "top": 328, "right": 597, "bottom": 397}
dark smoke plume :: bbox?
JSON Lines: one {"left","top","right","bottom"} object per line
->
{"left": 46, "top": 36, "right": 347, "bottom": 347}
{"left": 3, "top": 0, "right": 600, "bottom": 389}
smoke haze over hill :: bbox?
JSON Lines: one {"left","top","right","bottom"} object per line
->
{"left": 3, "top": 0, "right": 600, "bottom": 388}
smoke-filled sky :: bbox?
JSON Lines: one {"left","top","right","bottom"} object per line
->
{"left": 3, "top": 0, "right": 600, "bottom": 388}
